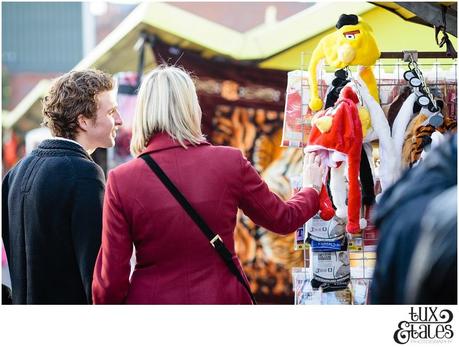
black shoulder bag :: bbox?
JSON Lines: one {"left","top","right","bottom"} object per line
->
{"left": 140, "top": 154, "right": 257, "bottom": 304}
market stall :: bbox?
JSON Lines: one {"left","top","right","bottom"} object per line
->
{"left": 3, "top": 1, "right": 457, "bottom": 304}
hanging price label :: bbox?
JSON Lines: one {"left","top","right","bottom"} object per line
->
{"left": 294, "top": 225, "right": 308, "bottom": 250}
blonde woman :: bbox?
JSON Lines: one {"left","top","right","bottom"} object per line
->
{"left": 92, "top": 65, "right": 324, "bottom": 304}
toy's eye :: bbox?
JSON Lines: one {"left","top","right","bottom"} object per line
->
{"left": 343, "top": 30, "right": 360, "bottom": 40}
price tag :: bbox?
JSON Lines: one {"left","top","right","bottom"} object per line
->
{"left": 294, "top": 225, "right": 308, "bottom": 250}
{"left": 348, "top": 237, "right": 363, "bottom": 252}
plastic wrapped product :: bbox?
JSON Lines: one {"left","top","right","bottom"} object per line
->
{"left": 281, "top": 70, "right": 312, "bottom": 147}
{"left": 351, "top": 279, "right": 371, "bottom": 304}
{"left": 292, "top": 267, "right": 321, "bottom": 305}
{"left": 311, "top": 250, "right": 350, "bottom": 290}
{"left": 306, "top": 214, "right": 346, "bottom": 243}
{"left": 321, "top": 287, "right": 352, "bottom": 304}
{"left": 310, "top": 236, "right": 347, "bottom": 252}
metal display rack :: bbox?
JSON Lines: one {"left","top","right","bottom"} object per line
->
{"left": 292, "top": 50, "right": 457, "bottom": 305}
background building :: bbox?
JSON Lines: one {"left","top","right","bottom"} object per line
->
{"left": 2, "top": 2, "right": 138, "bottom": 111}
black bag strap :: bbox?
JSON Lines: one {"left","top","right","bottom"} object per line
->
{"left": 139, "top": 153, "right": 256, "bottom": 304}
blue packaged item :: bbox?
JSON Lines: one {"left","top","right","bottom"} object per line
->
{"left": 311, "top": 239, "right": 342, "bottom": 251}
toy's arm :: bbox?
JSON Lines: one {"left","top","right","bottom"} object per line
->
{"left": 356, "top": 79, "right": 397, "bottom": 192}
{"left": 358, "top": 66, "right": 379, "bottom": 103}
{"left": 392, "top": 92, "right": 417, "bottom": 177}
{"left": 308, "top": 44, "right": 325, "bottom": 112}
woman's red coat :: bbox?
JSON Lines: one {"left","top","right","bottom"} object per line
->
{"left": 92, "top": 133, "right": 319, "bottom": 304}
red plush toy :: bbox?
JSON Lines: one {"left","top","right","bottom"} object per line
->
{"left": 305, "top": 86, "right": 363, "bottom": 233}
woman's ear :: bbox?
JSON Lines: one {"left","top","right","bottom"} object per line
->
{"left": 77, "top": 114, "right": 88, "bottom": 131}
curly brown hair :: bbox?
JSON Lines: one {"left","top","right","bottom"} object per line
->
{"left": 42, "top": 69, "right": 114, "bottom": 139}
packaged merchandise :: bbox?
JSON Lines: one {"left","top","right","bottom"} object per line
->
{"left": 351, "top": 279, "right": 371, "bottom": 304}
{"left": 292, "top": 267, "right": 321, "bottom": 304}
{"left": 311, "top": 250, "right": 350, "bottom": 290}
{"left": 281, "top": 70, "right": 312, "bottom": 147}
{"left": 321, "top": 287, "right": 352, "bottom": 304}
{"left": 310, "top": 237, "right": 347, "bottom": 252}
{"left": 306, "top": 214, "right": 346, "bottom": 243}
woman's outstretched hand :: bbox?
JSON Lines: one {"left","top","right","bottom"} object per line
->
{"left": 303, "top": 152, "right": 326, "bottom": 195}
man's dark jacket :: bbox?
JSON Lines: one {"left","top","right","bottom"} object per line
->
{"left": 2, "top": 139, "right": 105, "bottom": 304}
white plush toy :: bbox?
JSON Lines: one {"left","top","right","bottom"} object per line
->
{"left": 354, "top": 78, "right": 397, "bottom": 194}
{"left": 391, "top": 92, "right": 417, "bottom": 177}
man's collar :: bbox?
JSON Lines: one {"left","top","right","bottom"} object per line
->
{"left": 53, "top": 137, "right": 85, "bottom": 149}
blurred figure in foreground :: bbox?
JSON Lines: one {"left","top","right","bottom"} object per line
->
{"left": 370, "top": 134, "right": 456, "bottom": 304}
{"left": 405, "top": 185, "right": 457, "bottom": 304}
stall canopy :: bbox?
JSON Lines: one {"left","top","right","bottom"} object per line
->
{"left": 3, "top": 1, "right": 457, "bottom": 133}
{"left": 371, "top": 2, "right": 457, "bottom": 36}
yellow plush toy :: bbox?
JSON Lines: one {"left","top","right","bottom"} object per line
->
{"left": 308, "top": 14, "right": 380, "bottom": 111}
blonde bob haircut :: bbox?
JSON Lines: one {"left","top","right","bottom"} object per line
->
{"left": 130, "top": 65, "right": 206, "bottom": 156}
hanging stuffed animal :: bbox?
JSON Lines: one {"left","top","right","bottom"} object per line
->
{"left": 323, "top": 69, "right": 375, "bottom": 209}
{"left": 354, "top": 79, "right": 397, "bottom": 193}
{"left": 386, "top": 86, "right": 413, "bottom": 130}
{"left": 304, "top": 86, "right": 366, "bottom": 234}
{"left": 402, "top": 113, "right": 457, "bottom": 168}
{"left": 392, "top": 84, "right": 456, "bottom": 173}
{"left": 402, "top": 113, "right": 432, "bottom": 168}
{"left": 308, "top": 14, "right": 380, "bottom": 112}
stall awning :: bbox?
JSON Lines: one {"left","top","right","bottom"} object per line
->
{"left": 371, "top": 2, "right": 457, "bottom": 36}
{"left": 73, "top": 1, "right": 374, "bottom": 73}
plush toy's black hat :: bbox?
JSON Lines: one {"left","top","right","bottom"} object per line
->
{"left": 336, "top": 14, "right": 359, "bottom": 29}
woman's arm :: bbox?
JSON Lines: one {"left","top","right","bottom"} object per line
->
{"left": 238, "top": 153, "right": 321, "bottom": 235}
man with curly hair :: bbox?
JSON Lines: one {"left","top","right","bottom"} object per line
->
{"left": 2, "top": 69, "right": 123, "bottom": 304}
